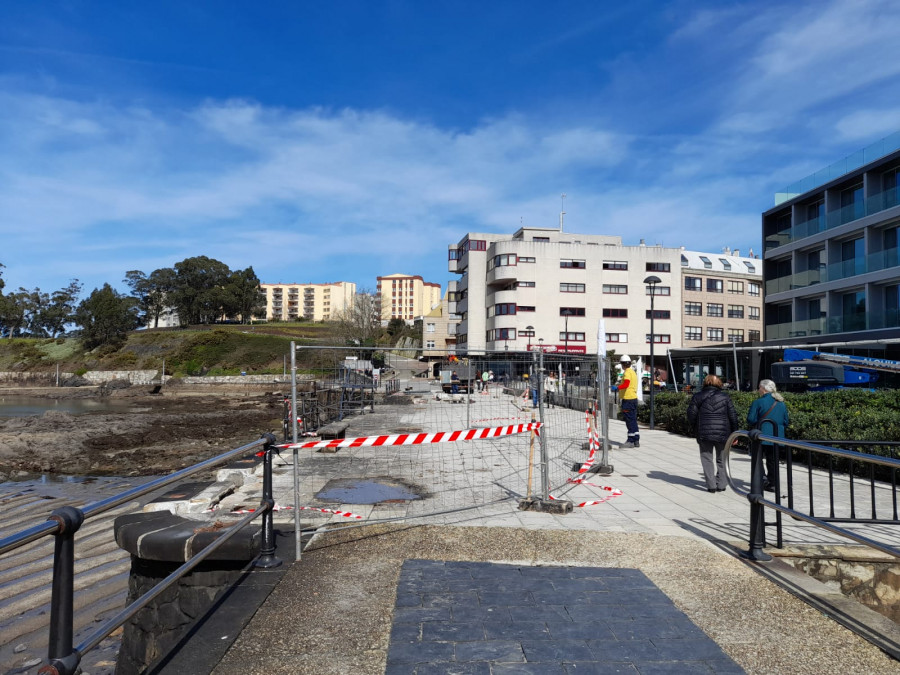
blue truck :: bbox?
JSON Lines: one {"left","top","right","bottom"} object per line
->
{"left": 771, "top": 349, "right": 900, "bottom": 390}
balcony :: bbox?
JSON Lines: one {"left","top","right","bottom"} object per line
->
{"left": 868, "top": 247, "right": 900, "bottom": 273}
{"left": 765, "top": 311, "right": 899, "bottom": 339}
{"left": 486, "top": 265, "right": 517, "bottom": 286}
{"left": 767, "top": 186, "right": 900, "bottom": 252}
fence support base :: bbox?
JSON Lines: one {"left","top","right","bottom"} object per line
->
{"left": 518, "top": 498, "right": 573, "bottom": 514}
{"left": 587, "top": 464, "right": 614, "bottom": 476}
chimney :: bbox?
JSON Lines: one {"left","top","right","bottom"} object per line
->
{"left": 733, "top": 249, "right": 739, "bottom": 257}
{"left": 639, "top": 239, "right": 646, "bottom": 246}
{"left": 723, "top": 246, "right": 731, "bottom": 255}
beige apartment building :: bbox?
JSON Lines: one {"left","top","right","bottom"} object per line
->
{"left": 259, "top": 282, "right": 356, "bottom": 322}
{"left": 421, "top": 292, "right": 461, "bottom": 356}
{"left": 680, "top": 250, "right": 763, "bottom": 346}
{"left": 376, "top": 274, "right": 442, "bottom": 324}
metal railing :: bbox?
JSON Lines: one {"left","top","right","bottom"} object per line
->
{"left": 0, "top": 433, "right": 282, "bottom": 675}
{"left": 724, "top": 429, "right": 900, "bottom": 562}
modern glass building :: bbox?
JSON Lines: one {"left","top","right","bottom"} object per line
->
{"left": 762, "top": 133, "right": 900, "bottom": 348}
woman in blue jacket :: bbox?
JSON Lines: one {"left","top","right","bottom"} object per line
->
{"left": 746, "top": 379, "right": 789, "bottom": 492}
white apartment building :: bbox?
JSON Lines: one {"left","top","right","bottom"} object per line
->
{"left": 681, "top": 250, "right": 763, "bottom": 346}
{"left": 448, "top": 227, "right": 683, "bottom": 359}
{"left": 259, "top": 282, "right": 356, "bottom": 322}
{"left": 376, "top": 274, "right": 442, "bottom": 324}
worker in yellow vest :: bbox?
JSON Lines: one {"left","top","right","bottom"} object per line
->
{"left": 617, "top": 354, "right": 639, "bottom": 448}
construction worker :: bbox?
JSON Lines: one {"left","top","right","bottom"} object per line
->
{"left": 617, "top": 354, "right": 639, "bottom": 448}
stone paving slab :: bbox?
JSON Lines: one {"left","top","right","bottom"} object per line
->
{"left": 385, "top": 559, "right": 743, "bottom": 674}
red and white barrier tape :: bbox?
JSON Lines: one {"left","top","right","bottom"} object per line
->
{"left": 576, "top": 410, "right": 601, "bottom": 474}
{"left": 549, "top": 476, "right": 623, "bottom": 508}
{"left": 276, "top": 422, "right": 542, "bottom": 451}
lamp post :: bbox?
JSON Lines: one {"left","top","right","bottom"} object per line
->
{"left": 561, "top": 308, "right": 572, "bottom": 404}
{"left": 526, "top": 325, "right": 534, "bottom": 351}
{"left": 643, "top": 275, "right": 661, "bottom": 430}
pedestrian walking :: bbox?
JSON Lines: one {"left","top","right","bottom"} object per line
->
{"left": 616, "top": 355, "right": 639, "bottom": 448}
{"left": 747, "top": 379, "right": 789, "bottom": 492}
{"left": 475, "top": 370, "right": 483, "bottom": 391}
{"left": 686, "top": 374, "right": 739, "bottom": 492}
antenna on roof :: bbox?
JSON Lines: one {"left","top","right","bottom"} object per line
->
{"left": 559, "top": 193, "right": 566, "bottom": 232}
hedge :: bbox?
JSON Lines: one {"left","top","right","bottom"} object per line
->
{"left": 635, "top": 389, "right": 900, "bottom": 448}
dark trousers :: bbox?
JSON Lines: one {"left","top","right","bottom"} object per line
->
{"left": 763, "top": 444, "right": 779, "bottom": 485}
{"left": 621, "top": 399, "right": 638, "bottom": 441}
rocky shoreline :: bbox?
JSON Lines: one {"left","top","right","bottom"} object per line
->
{"left": 0, "top": 384, "right": 284, "bottom": 478}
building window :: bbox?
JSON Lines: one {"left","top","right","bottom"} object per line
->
{"left": 749, "top": 306, "right": 760, "bottom": 320}
{"left": 727, "top": 305, "right": 744, "bottom": 319}
{"left": 517, "top": 305, "right": 535, "bottom": 312}
{"left": 646, "top": 309, "right": 671, "bottom": 319}
{"left": 606, "top": 333, "right": 628, "bottom": 342}
{"left": 603, "top": 308, "right": 628, "bottom": 318}
{"left": 744, "top": 261, "right": 756, "bottom": 273}
{"left": 603, "top": 284, "right": 628, "bottom": 294}
{"left": 749, "top": 330, "right": 761, "bottom": 341}
{"left": 727, "top": 280, "right": 744, "bottom": 294}
{"left": 707, "top": 303, "right": 723, "bottom": 317}
{"left": 560, "top": 283, "right": 586, "bottom": 293}
{"left": 518, "top": 256, "right": 536, "bottom": 263}
{"left": 685, "top": 301, "right": 702, "bottom": 316}
{"left": 560, "top": 332, "right": 586, "bottom": 341}
{"left": 466, "top": 239, "right": 487, "bottom": 251}
{"left": 426, "top": 323, "right": 435, "bottom": 333}
{"left": 519, "top": 329, "right": 535, "bottom": 337}
{"left": 533, "top": 236, "right": 550, "bottom": 242}
{"left": 681, "top": 254, "right": 688, "bottom": 266}
{"left": 685, "top": 276, "right": 702, "bottom": 291}
{"left": 699, "top": 256, "right": 712, "bottom": 269}
{"left": 426, "top": 340, "right": 436, "bottom": 348}
{"left": 685, "top": 326, "right": 702, "bottom": 341}
{"left": 646, "top": 334, "right": 671, "bottom": 344}
{"left": 490, "top": 303, "right": 516, "bottom": 316}
{"left": 560, "top": 259, "right": 586, "bottom": 269}
{"left": 707, "top": 327, "right": 723, "bottom": 341}
{"left": 603, "top": 261, "right": 628, "bottom": 270}
{"left": 707, "top": 279, "right": 723, "bottom": 293}
{"left": 728, "top": 329, "right": 744, "bottom": 342}
{"left": 646, "top": 262, "right": 671, "bottom": 273}
{"left": 560, "top": 307, "right": 586, "bottom": 316}
{"left": 517, "top": 281, "right": 536, "bottom": 288}
{"left": 488, "top": 253, "right": 517, "bottom": 270}
{"left": 646, "top": 286, "right": 670, "bottom": 296}
{"left": 748, "top": 282, "right": 761, "bottom": 297}
{"left": 719, "top": 258, "right": 731, "bottom": 271}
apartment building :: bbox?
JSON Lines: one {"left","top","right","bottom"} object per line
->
{"left": 259, "top": 282, "right": 356, "bottom": 322}
{"left": 681, "top": 250, "right": 763, "bottom": 346}
{"left": 421, "top": 292, "right": 461, "bottom": 356}
{"left": 762, "top": 132, "right": 900, "bottom": 346}
{"left": 448, "top": 226, "right": 684, "bottom": 358}
{"left": 375, "top": 274, "right": 442, "bottom": 324}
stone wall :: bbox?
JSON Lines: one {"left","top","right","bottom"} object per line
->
{"left": 774, "top": 545, "right": 900, "bottom": 622}
{"left": 0, "top": 370, "right": 315, "bottom": 386}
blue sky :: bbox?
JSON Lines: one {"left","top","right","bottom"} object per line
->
{"left": 2, "top": 0, "right": 900, "bottom": 299}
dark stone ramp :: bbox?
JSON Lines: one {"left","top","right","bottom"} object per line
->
{"left": 386, "top": 560, "right": 744, "bottom": 674}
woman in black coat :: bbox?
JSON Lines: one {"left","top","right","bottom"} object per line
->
{"left": 686, "top": 374, "right": 739, "bottom": 493}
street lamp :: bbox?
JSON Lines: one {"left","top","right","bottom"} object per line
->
{"left": 526, "top": 325, "right": 534, "bottom": 351}
{"left": 561, "top": 308, "right": 573, "bottom": 404}
{"left": 643, "top": 275, "right": 662, "bottom": 430}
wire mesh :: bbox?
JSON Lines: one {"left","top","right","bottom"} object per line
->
{"left": 277, "top": 347, "right": 613, "bottom": 528}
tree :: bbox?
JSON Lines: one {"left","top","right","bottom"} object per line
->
{"left": 226, "top": 266, "right": 265, "bottom": 323}
{"left": 170, "top": 256, "right": 232, "bottom": 325}
{"left": 74, "top": 284, "right": 142, "bottom": 349}
{"left": 334, "top": 291, "right": 382, "bottom": 347}
{"left": 124, "top": 268, "right": 177, "bottom": 328}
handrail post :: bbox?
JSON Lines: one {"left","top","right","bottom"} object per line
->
{"left": 746, "top": 429, "right": 773, "bottom": 562}
{"left": 255, "top": 433, "right": 283, "bottom": 569}
{"left": 42, "top": 506, "right": 85, "bottom": 675}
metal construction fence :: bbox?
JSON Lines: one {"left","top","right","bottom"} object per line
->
{"left": 275, "top": 345, "right": 621, "bottom": 548}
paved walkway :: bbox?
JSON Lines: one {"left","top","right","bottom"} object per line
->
{"left": 205, "top": 382, "right": 900, "bottom": 674}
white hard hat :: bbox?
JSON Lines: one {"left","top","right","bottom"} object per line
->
{"left": 619, "top": 354, "right": 632, "bottom": 363}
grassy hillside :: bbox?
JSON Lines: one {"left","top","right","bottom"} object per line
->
{"left": 0, "top": 323, "right": 346, "bottom": 376}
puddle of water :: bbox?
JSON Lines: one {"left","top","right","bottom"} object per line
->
{"left": 315, "top": 478, "right": 422, "bottom": 504}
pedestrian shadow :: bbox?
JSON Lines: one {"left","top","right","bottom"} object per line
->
{"left": 645, "top": 470, "right": 708, "bottom": 491}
